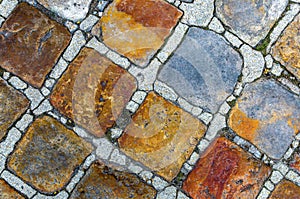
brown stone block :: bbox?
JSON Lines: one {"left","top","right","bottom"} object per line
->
{"left": 269, "top": 180, "right": 300, "bottom": 199}
{"left": 0, "top": 179, "right": 24, "bottom": 199}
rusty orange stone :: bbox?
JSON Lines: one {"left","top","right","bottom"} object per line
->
{"left": 0, "top": 78, "right": 29, "bottom": 140}
{"left": 118, "top": 92, "right": 206, "bottom": 181}
{"left": 94, "top": 0, "right": 182, "bottom": 67}
{"left": 0, "top": 3, "right": 71, "bottom": 88}
{"left": 50, "top": 48, "right": 137, "bottom": 137}
{"left": 272, "top": 14, "right": 300, "bottom": 79}
{"left": 269, "top": 180, "right": 300, "bottom": 199}
{"left": 290, "top": 152, "right": 300, "bottom": 173}
{"left": 8, "top": 116, "right": 93, "bottom": 193}
{"left": 70, "top": 161, "right": 156, "bottom": 199}
{"left": 0, "top": 179, "right": 24, "bottom": 198}
{"left": 183, "top": 137, "right": 271, "bottom": 199}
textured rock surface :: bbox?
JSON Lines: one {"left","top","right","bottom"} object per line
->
{"left": 183, "top": 137, "right": 271, "bottom": 199}
{"left": 229, "top": 79, "right": 300, "bottom": 159}
{"left": 70, "top": 161, "right": 156, "bottom": 199}
{"left": 36, "top": 0, "right": 93, "bottom": 22}
{"left": 0, "top": 3, "right": 71, "bottom": 88}
{"left": 158, "top": 28, "right": 242, "bottom": 113}
{"left": 290, "top": 152, "right": 300, "bottom": 173}
{"left": 95, "top": 0, "right": 182, "bottom": 67}
{"left": 0, "top": 78, "right": 29, "bottom": 140}
{"left": 119, "top": 92, "right": 206, "bottom": 181}
{"left": 216, "top": 0, "right": 288, "bottom": 46}
{"left": 272, "top": 14, "right": 300, "bottom": 79}
{"left": 269, "top": 180, "right": 300, "bottom": 198}
{"left": 51, "top": 48, "right": 136, "bottom": 137}
{"left": 8, "top": 116, "right": 93, "bottom": 193}
{"left": 0, "top": 179, "right": 24, "bottom": 199}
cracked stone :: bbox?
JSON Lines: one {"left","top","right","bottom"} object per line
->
{"left": 0, "top": 179, "right": 24, "bottom": 199}
{"left": 183, "top": 137, "right": 271, "bottom": 199}
{"left": 269, "top": 180, "right": 300, "bottom": 199}
{"left": 94, "top": 0, "right": 182, "bottom": 67}
{"left": 50, "top": 48, "right": 137, "bottom": 137}
{"left": 0, "top": 3, "right": 71, "bottom": 88}
{"left": 70, "top": 161, "right": 156, "bottom": 199}
{"left": 8, "top": 116, "right": 93, "bottom": 193}
{"left": 119, "top": 92, "right": 206, "bottom": 181}
{"left": 0, "top": 78, "right": 29, "bottom": 140}
{"left": 229, "top": 79, "right": 300, "bottom": 159}
{"left": 158, "top": 27, "right": 242, "bottom": 113}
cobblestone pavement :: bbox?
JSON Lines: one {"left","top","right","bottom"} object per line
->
{"left": 0, "top": 0, "right": 300, "bottom": 198}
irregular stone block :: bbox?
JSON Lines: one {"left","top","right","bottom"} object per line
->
{"left": 0, "top": 179, "right": 24, "bottom": 199}
{"left": 290, "top": 152, "right": 300, "bottom": 173}
{"left": 269, "top": 180, "right": 300, "bottom": 198}
{"left": 118, "top": 92, "right": 206, "bottom": 181}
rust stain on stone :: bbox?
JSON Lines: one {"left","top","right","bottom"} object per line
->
{"left": 0, "top": 78, "right": 29, "bottom": 140}
{"left": 0, "top": 179, "right": 24, "bottom": 198}
{"left": 50, "top": 48, "right": 136, "bottom": 137}
{"left": 118, "top": 92, "right": 206, "bottom": 181}
{"left": 183, "top": 137, "right": 271, "bottom": 199}
{"left": 0, "top": 3, "right": 71, "bottom": 88}
{"left": 70, "top": 161, "right": 156, "bottom": 199}
{"left": 269, "top": 180, "right": 300, "bottom": 199}
{"left": 8, "top": 116, "right": 93, "bottom": 193}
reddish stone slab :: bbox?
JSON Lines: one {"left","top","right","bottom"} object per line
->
{"left": 183, "top": 137, "right": 271, "bottom": 199}
{"left": 0, "top": 3, "right": 71, "bottom": 88}
{"left": 50, "top": 48, "right": 137, "bottom": 137}
{"left": 269, "top": 180, "right": 300, "bottom": 199}
{"left": 0, "top": 179, "right": 24, "bottom": 199}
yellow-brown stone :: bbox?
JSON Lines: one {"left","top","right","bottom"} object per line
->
{"left": 50, "top": 48, "right": 137, "bottom": 137}
{"left": 94, "top": 0, "right": 182, "bottom": 67}
{"left": 8, "top": 116, "right": 93, "bottom": 193}
{"left": 0, "top": 179, "right": 24, "bottom": 199}
{"left": 0, "top": 78, "right": 29, "bottom": 140}
{"left": 269, "top": 180, "right": 300, "bottom": 199}
{"left": 0, "top": 3, "right": 71, "bottom": 88}
{"left": 272, "top": 14, "right": 300, "bottom": 79}
{"left": 118, "top": 92, "right": 206, "bottom": 181}
{"left": 183, "top": 137, "right": 271, "bottom": 199}
{"left": 70, "top": 161, "right": 156, "bottom": 199}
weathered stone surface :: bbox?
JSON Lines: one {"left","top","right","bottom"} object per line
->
{"left": 229, "top": 79, "right": 300, "bottom": 159}
{"left": 158, "top": 28, "right": 242, "bottom": 113}
{"left": 216, "top": 0, "right": 288, "bottom": 46}
{"left": 0, "top": 3, "right": 71, "bottom": 88}
{"left": 0, "top": 179, "right": 24, "bottom": 199}
{"left": 70, "top": 161, "right": 156, "bottom": 199}
{"left": 94, "top": 0, "right": 182, "bottom": 67}
{"left": 0, "top": 78, "right": 29, "bottom": 140}
{"left": 36, "top": 0, "right": 93, "bottom": 22}
{"left": 183, "top": 137, "right": 271, "bottom": 199}
{"left": 8, "top": 116, "right": 93, "bottom": 193}
{"left": 269, "top": 180, "right": 300, "bottom": 198}
{"left": 290, "top": 152, "right": 300, "bottom": 173}
{"left": 272, "top": 14, "right": 300, "bottom": 79}
{"left": 118, "top": 92, "right": 206, "bottom": 181}
{"left": 51, "top": 48, "right": 137, "bottom": 137}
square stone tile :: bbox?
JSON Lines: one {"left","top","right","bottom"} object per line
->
{"left": 8, "top": 115, "right": 93, "bottom": 193}
{"left": 0, "top": 179, "right": 24, "bottom": 199}
{"left": 0, "top": 78, "right": 29, "bottom": 140}
{"left": 70, "top": 161, "right": 156, "bottom": 199}
{"left": 0, "top": 3, "right": 71, "bottom": 88}
{"left": 118, "top": 92, "right": 206, "bottom": 181}
{"left": 216, "top": 0, "right": 288, "bottom": 46}
{"left": 158, "top": 27, "right": 242, "bottom": 113}
{"left": 93, "top": 0, "right": 182, "bottom": 67}
{"left": 183, "top": 137, "right": 271, "bottom": 199}
{"left": 272, "top": 14, "right": 300, "bottom": 80}
{"left": 50, "top": 48, "right": 137, "bottom": 137}
{"left": 269, "top": 180, "right": 300, "bottom": 198}
{"left": 229, "top": 79, "right": 300, "bottom": 159}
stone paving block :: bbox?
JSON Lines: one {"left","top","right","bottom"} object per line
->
{"left": 183, "top": 137, "right": 271, "bottom": 199}
{"left": 290, "top": 152, "right": 300, "bottom": 173}
{"left": 0, "top": 3, "right": 71, "bottom": 88}
{"left": 229, "top": 79, "right": 300, "bottom": 159}
{"left": 269, "top": 180, "right": 300, "bottom": 198}
{"left": 272, "top": 14, "right": 300, "bottom": 79}
{"left": 8, "top": 116, "right": 93, "bottom": 193}
{"left": 51, "top": 48, "right": 137, "bottom": 137}
{"left": 94, "top": 0, "right": 182, "bottom": 67}
{"left": 158, "top": 27, "right": 242, "bottom": 113}
{"left": 118, "top": 92, "right": 206, "bottom": 181}
{"left": 0, "top": 179, "right": 24, "bottom": 199}
{"left": 0, "top": 78, "right": 29, "bottom": 140}
{"left": 216, "top": 0, "right": 288, "bottom": 46}
{"left": 36, "top": 0, "right": 93, "bottom": 22}
{"left": 70, "top": 161, "right": 156, "bottom": 199}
